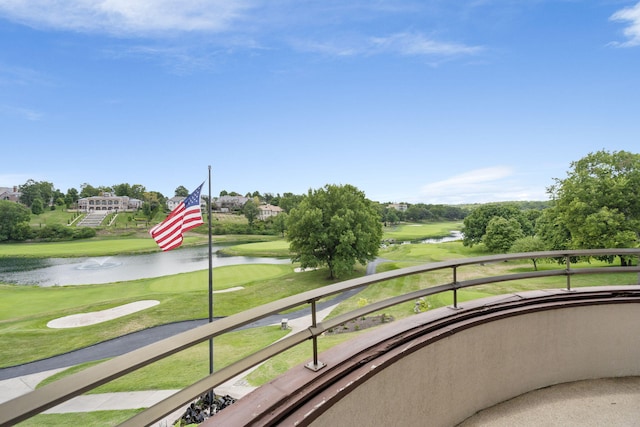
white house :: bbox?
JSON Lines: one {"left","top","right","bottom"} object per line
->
{"left": 258, "top": 204, "right": 284, "bottom": 220}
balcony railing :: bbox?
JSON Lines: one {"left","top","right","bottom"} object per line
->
{"left": 1, "top": 248, "right": 639, "bottom": 426}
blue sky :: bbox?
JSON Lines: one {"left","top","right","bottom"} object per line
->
{"left": 1, "top": 1, "right": 639, "bottom": 205}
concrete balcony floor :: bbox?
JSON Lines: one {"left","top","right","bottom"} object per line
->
{"left": 458, "top": 376, "right": 640, "bottom": 426}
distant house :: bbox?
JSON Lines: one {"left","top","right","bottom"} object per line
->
{"left": 167, "top": 196, "right": 184, "bottom": 211}
{"left": 77, "top": 192, "right": 143, "bottom": 212}
{"left": 258, "top": 204, "right": 283, "bottom": 221}
{"left": 166, "top": 195, "right": 207, "bottom": 212}
{"left": 388, "top": 203, "right": 408, "bottom": 212}
{"left": 0, "top": 186, "right": 20, "bottom": 202}
{"left": 214, "top": 195, "right": 250, "bottom": 213}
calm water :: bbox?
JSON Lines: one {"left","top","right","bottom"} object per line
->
{"left": 420, "top": 230, "right": 463, "bottom": 244}
{"left": 0, "top": 246, "right": 290, "bottom": 287}
{"left": 0, "top": 232, "right": 462, "bottom": 287}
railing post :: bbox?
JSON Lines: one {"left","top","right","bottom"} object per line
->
{"left": 305, "top": 300, "right": 326, "bottom": 372}
{"left": 451, "top": 265, "right": 461, "bottom": 310}
{"left": 565, "top": 255, "right": 572, "bottom": 292}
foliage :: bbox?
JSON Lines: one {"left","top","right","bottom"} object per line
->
{"left": 510, "top": 236, "right": 547, "bottom": 270}
{"left": 175, "top": 185, "right": 189, "bottom": 197}
{"left": 380, "top": 206, "right": 399, "bottom": 225}
{"left": 64, "top": 187, "right": 79, "bottom": 209}
{"left": 18, "top": 179, "right": 55, "bottom": 208}
{"left": 113, "top": 183, "right": 147, "bottom": 199}
{"left": 546, "top": 150, "right": 640, "bottom": 265}
{"left": 462, "top": 203, "right": 525, "bottom": 247}
{"left": 0, "top": 200, "right": 32, "bottom": 241}
{"left": 243, "top": 199, "right": 260, "bottom": 229}
{"left": 275, "top": 192, "right": 304, "bottom": 213}
{"left": 79, "top": 183, "right": 101, "bottom": 198}
{"left": 534, "top": 207, "right": 571, "bottom": 251}
{"left": 483, "top": 217, "right": 524, "bottom": 253}
{"left": 272, "top": 212, "right": 288, "bottom": 237}
{"left": 287, "top": 184, "right": 383, "bottom": 279}
{"left": 403, "top": 203, "right": 467, "bottom": 222}
{"left": 31, "top": 197, "right": 44, "bottom": 215}
{"left": 141, "top": 201, "right": 160, "bottom": 221}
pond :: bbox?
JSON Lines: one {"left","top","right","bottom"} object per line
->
{"left": 0, "top": 245, "right": 290, "bottom": 287}
{"left": 0, "top": 232, "right": 463, "bottom": 287}
{"left": 419, "top": 230, "right": 463, "bottom": 244}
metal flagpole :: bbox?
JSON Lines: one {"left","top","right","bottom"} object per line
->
{"left": 208, "top": 165, "right": 214, "bottom": 376}
{"left": 208, "top": 165, "right": 215, "bottom": 407}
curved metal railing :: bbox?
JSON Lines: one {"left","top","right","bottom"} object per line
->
{"left": 1, "top": 248, "right": 639, "bottom": 426}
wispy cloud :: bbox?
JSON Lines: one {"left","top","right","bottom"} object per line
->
{"left": 610, "top": 1, "right": 640, "bottom": 47}
{"left": 417, "top": 166, "right": 541, "bottom": 204}
{"left": 422, "top": 166, "right": 514, "bottom": 191}
{"left": 292, "top": 31, "right": 483, "bottom": 58}
{"left": 0, "top": 0, "right": 254, "bottom": 36}
{"left": 371, "top": 32, "right": 483, "bottom": 56}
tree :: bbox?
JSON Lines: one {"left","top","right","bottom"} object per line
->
{"left": 483, "top": 216, "right": 524, "bottom": 253}
{"left": 79, "top": 183, "right": 100, "bottom": 198}
{"left": 175, "top": 186, "right": 189, "bottom": 197}
{"left": 128, "top": 184, "right": 146, "bottom": 200}
{"left": 64, "top": 188, "right": 79, "bottom": 209}
{"left": 0, "top": 200, "right": 32, "bottom": 241}
{"left": 405, "top": 203, "right": 434, "bottom": 221}
{"left": 462, "top": 203, "right": 522, "bottom": 247}
{"left": 18, "top": 179, "right": 54, "bottom": 208}
{"left": 286, "top": 184, "right": 382, "bottom": 279}
{"left": 142, "top": 201, "right": 160, "bottom": 222}
{"left": 510, "top": 236, "right": 547, "bottom": 270}
{"left": 112, "top": 183, "right": 132, "bottom": 197}
{"left": 31, "top": 198, "right": 44, "bottom": 215}
{"left": 535, "top": 206, "right": 570, "bottom": 251}
{"left": 546, "top": 150, "right": 640, "bottom": 265}
{"left": 278, "top": 192, "right": 303, "bottom": 213}
{"left": 273, "top": 212, "right": 288, "bottom": 237}
{"left": 243, "top": 199, "right": 260, "bottom": 229}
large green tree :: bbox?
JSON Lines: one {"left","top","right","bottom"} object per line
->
{"left": 243, "top": 199, "right": 260, "bottom": 229}
{"left": 0, "top": 200, "right": 32, "bottom": 241}
{"left": 64, "top": 188, "right": 79, "bottom": 209}
{"left": 174, "top": 186, "right": 189, "bottom": 197}
{"left": 18, "top": 179, "right": 54, "bottom": 208}
{"left": 510, "top": 236, "right": 547, "bottom": 270}
{"left": 546, "top": 149, "right": 640, "bottom": 264}
{"left": 483, "top": 216, "right": 524, "bottom": 253}
{"left": 287, "top": 184, "right": 383, "bottom": 279}
{"left": 462, "top": 203, "right": 528, "bottom": 247}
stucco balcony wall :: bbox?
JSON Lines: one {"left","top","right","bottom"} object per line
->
{"left": 211, "top": 287, "right": 640, "bottom": 427}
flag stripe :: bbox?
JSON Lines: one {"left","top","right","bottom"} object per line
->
{"left": 150, "top": 182, "right": 204, "bottom": 251}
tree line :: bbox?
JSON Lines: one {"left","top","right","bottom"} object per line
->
{"left": 3, "top": 149, "right": 638, "bottom": 274}
{"left": 461, "top": 150, "right": 640, "bottom": 268}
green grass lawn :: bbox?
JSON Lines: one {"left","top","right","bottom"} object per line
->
{"left": 216, "top": 239, "right": 291, "bottom": 257}
{"left": 38, "top": 325, "right": 289, "bottom": 392}
{"left": 0, "top": 263, "right": 339, "bottom": 367}
{"left": 382, "top": 221, "right": 463, "bottom": 242}
{"left": 17, "top": 410, "right": 144, "bottom": 427}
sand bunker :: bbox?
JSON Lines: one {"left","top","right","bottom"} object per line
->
{"left": 213, "top": 286, "right": 244, "bottom": 293}
{"left": 47, "top": 300, "right": 160, "bottom": 329}
{"left": 46, "top": 287, "right": 246, "bottom": 329}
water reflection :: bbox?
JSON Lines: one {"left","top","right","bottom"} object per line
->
{"left": 420, "top": 230, "right": 463, "bottom": 244}
{"left": 0, "top": 246, "right": 290, "bottom": 287}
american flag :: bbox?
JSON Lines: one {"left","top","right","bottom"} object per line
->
{"left": 150, "top": 182, "right": 205, "bottom": 251}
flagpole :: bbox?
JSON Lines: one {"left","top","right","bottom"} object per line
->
{"left": 208, "top": 165, "right": 214, "bottom": 378}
